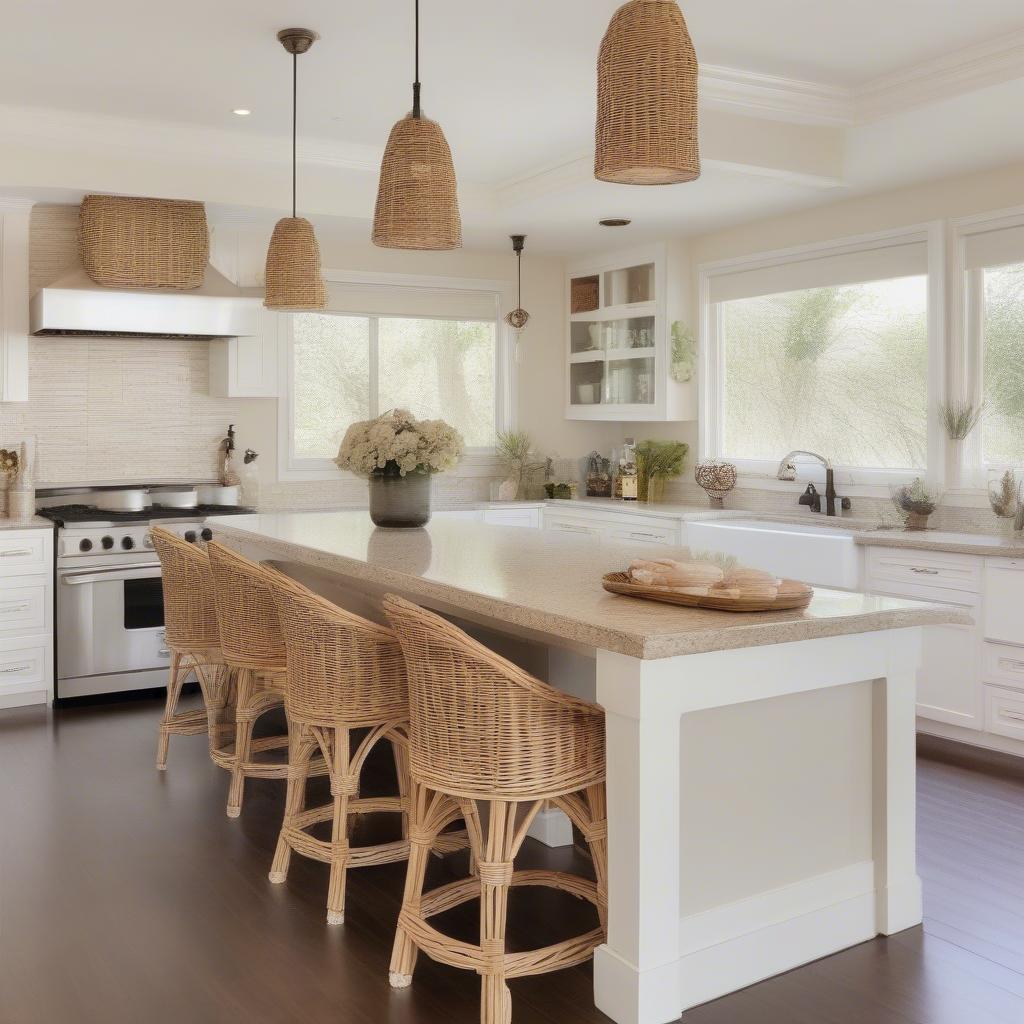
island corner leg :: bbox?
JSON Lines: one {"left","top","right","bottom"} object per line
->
{"left": 593, "top": 651, "right": 684, "bottom": 1024}
{"left": 873, "top": 628, "right": 924, "bottom": 936}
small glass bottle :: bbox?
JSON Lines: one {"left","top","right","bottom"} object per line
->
{"left": 619, "top": 438, "right": 638, "bottom": 502}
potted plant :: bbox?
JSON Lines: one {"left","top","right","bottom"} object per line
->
{"left": 940, "top": 399, "right": 984, "bottom": 489}
{"left": 890, "top": 477, "right": 940, "bottom": 531}
{"left": 635, "top": 440, "right": 688, "bottom": 503}
{"left": 335, "top": 409, "right": 463, "bottom": 527}
{"left": 494, "top": 430, "right": 544, "bottom": 501}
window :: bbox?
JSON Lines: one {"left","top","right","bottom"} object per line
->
{"left": 284, "top": 277, "right": 509, "bottom": 475}
{"left": 961, "top": 220, "right": 1024, "bottom": 472}
{"left": 701, "top": 231, "right": 935, "bottom": 480}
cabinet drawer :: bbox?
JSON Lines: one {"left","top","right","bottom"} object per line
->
{"left": 544, "top": 514, "right": 603, "bottom": 538}
{"left": 984, "top": 686, "right": 1024, "bottom": 742}
{"left": 983, "top": 642, "right": 1024, "bottom": 691}
{"left": 0, "top": 578, "right": 48, "bottom": 637}
{"left": 0, "top": 642, "right": 48, "bottom": 694}
{"left": 866, "top": 548, "right": 980, "bottom": 593}
{"left": 606, "top": 523, "right": 677, "bottom": 546}
{"left": 0, "top": 533, "right": 48, "bottom": 576}
{"left": 482, "top": 508, "right": 540, "bottom": 529}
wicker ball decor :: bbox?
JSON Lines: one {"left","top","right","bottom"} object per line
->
{"left": 595, "top": 0, "right": 700, "bottom": 186}
{"left": 694, "top": 460, "right": 737, "bottom": 508}
{"left": 373, "top": 113, "right": 462, "bottom": 251}
{"left": 264, "top": 217, "right": 327, "bottom": 310}
{"left": 79, "top": 195, "right": 209, "bottom": 290}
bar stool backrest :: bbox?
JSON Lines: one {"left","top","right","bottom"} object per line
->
{"left": 151, "top": 527, "right": 219, "bottom": 651}
{"left": 382, "top": 594, "right": 605, "bottom": 802}
{"left": 206, "top": 541, "right": 286, "bottom": 671}
{"left": 268, "top": 571, "right": 408, "bottom": 727}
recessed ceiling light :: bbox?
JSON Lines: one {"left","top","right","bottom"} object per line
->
{"left": 232, "top": 108, "right": 252, "bottom": 117}
{"left": 599, "top": 218, "right": 631, "bottom": 227}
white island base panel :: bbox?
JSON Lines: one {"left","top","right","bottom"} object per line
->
{"left": 593, "top": 629, "right": 922, "bottom": 1024}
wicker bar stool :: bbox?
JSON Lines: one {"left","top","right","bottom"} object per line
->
{"left": 382, "top": 594, "right": 608, "bottom": 1024}
{"left": 150, "top": 527, "right": 226, "bottom": 771}
{"left": 206, "top": 541, "right": 318, "bottom": 818}
{"left": 263, "top": 570, "right": 424, "bottom": 924}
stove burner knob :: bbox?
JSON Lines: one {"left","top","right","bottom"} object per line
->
{"left": 79, "top": 538, "right": 93, "bottom": 552}
{"left": 184, "top": 530, "right": 197, "bottom": 544}
{"left": 200, "top": 528, "right": 213, "bottom": 541}
{"left": 101, "top": 536, "right": 114, "bottom": 550}
{"left": 121, "top": 536, "right": 135, "bottom": 551}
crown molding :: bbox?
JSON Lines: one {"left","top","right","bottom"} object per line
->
{"left": 855, "top": 28, "right": 1024, "bottom": 122}
{"left": 701, "top": 65, "right": 854, "bottom": 125}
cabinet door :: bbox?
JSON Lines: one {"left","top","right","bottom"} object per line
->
{"left": 983, "top": 559, "right": 1024, "bottom": 645}
{"left": 209, "top": 306, "right": 280, "bottom": 399}
{"left": 871, "top": 585, "right": 981, "bottom": 730}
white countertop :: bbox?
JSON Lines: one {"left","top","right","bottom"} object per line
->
{"left": 209, "top": 510, "right": 968, "bottom": 660}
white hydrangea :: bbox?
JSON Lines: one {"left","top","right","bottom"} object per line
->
{"left": 335, "top": 408, "right": 465, "bottom": 477}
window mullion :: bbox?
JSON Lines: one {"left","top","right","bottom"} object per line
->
{"left": 369, "top": 316, "right": 380, "bottom": 418}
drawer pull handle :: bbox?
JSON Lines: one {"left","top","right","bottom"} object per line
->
{"left": 555, "top": 524, "right": 587, "bottom": 533}
{"left": 999, "top": 710, "right": 1024, "bottom": 723}
{"left": 910, "top": 567, "right": 939, "bottom": 575}
{"left": 0, "top": 663, "right": 30, "bottom": 674}
{"left": 998, "top": 659, "right": 1024, "bottom": 673}
{"left": 0, "top": 602, "right": 30, "bottom": 613}
{"left": 0, "top": 549, "right": 32, "bottom": 558}
{"left": 157, "top": 648, "right": 171, "bottom": 658}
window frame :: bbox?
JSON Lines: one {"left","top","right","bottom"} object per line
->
{"left": 278, "top": 269, "right": 517, "bottom": 482}
{"left": 950, "top": 205, "right": 1024, "bottom": 491}
{"left": 698, "top": 223, "right": 946, "bottom": 491}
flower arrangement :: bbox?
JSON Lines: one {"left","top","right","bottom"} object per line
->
{"left": 335, "top": 409, "right": 463, "bottom": 478}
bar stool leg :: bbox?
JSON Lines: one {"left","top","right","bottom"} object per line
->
{"left": 156, "top": 652, "right": 188, "bottom": 771}
{"left": 389, "top": 780, "right": 434, "bottom": 986}
{"left": 226, "top": 669, "right": 256, "bottom": 818}
{"left": 326, "top": 726, "right": 352, "bottom": 925}
{"left": 269, "top": 722, "right": 314, "bottom": 884}
{"left": 584, "top": 783, "right": 609, "bottom": 932}
{"left": 479, "top": 801, "right": 517, "bottom": 1024}
{"left": 391, "top": 734, "right": 410, "bottom": 841}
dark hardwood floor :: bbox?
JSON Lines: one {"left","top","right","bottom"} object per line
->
{"left": 1, "top": 696, "right": 1022, "bottom": 1024}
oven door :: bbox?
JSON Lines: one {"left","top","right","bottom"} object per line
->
{"left": 57, "top": 561, "right": 169, "bottom": 682}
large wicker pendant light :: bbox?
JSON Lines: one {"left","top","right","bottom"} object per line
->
{"left": 264, "top": 28, "right": 327, "bottom": 310}
{"left": 595, "top": 0, "right": 700, "bottom": 186}
{"left": 372, "top": 0, "right": 462, "bottom": 250}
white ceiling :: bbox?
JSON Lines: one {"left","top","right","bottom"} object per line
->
{"left": 3, "top": 1, "right": 1024, "bottom": 251}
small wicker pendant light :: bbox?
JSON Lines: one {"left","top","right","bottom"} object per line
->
{"left": 504, "top": 235, "right": 530, "bottom": 330}
{"left": 372, "top": 0, "right": 462, "bottom": 250}
{"left": 264, "top": 28, "right": 327, "bottom": 310}
{"left": 595, "top": 0, "right": 700, "bottom": 186}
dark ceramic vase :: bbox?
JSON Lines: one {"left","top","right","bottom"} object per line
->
{"left": 368, "top": 470, "right": 432, "bottom": 528}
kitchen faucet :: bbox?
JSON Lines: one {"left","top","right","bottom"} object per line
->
{"left": 776, "top": 450, "right": 847, "bottom": 517}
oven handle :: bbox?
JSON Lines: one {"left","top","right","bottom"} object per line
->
{"left": 59, "top": 563, "right": 162, "bottom": 585}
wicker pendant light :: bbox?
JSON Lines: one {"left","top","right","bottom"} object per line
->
{"left": 372, "top": 0, "right": 462, "bottom": 250}
{"left": 595, "top": 0, "right": 700, "bottom": 186}
{"left": 264, "top": 28, "right": 327, "bottom": 310}
{"left": 504, "top": 235, "right": 530, "bottom": 330}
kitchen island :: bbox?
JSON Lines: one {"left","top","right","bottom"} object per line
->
{"left": 209, "top": 510, "right": 969, "bottom": 1024}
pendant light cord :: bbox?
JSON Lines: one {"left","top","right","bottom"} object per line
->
{"left": 517, "top": 250, "right": 522, "bottom": 308}
{"left": 292, "top": 52, "right": 298, "bottom": 218}
{"left": 412, "top": 0, "right": 421, "bottom": 118}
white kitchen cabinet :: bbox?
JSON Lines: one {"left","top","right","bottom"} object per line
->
{"left": 481, "top": 507, "right": 541, "bottom": 529}
{"left": 984, "top": 686, "right": 1024, "bottom": 742}
{"left": 865, "top": 551, "right": 982, "bottom": 731}
{"left": 565, "top": 241, "right": 695, "bottom": 422}
{"left": 0, "top": 525, "right": 54, "bottom": 709}
{"left": 982, "top": 558, "right": 1024, "bottom": 645}
{"left": 209, "top": 301, "right": 280, "bottom": 398}
{"left": 542, "top": 503, "right": 686, "bottom": 547}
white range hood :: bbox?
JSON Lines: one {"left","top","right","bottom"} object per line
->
{"left": 30, "top": 265, "right": 260, "bottom": 340}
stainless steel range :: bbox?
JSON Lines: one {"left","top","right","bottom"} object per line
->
{"left": 37, "top": 486, "right": 253, "bottom": 701}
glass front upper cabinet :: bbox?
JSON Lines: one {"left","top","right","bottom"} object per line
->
{"left": 603, "top": 263, "right": 655, "bottom": 308}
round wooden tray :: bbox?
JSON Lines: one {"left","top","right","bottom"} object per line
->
{"left": 602, "top": 571, "right": 814, "bottom": 612}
